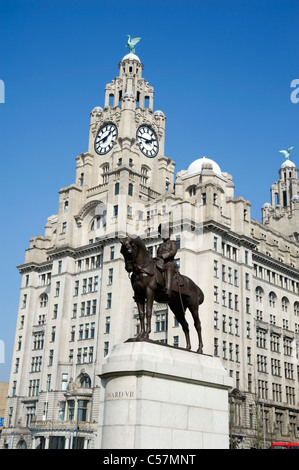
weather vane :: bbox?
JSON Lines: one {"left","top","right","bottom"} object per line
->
{"left": 279, "top": 147, "right": 294, "bottom": 160}
{"left": 126, "top": 35, "right": 141, "bottom": 54}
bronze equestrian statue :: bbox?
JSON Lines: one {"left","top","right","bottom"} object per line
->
{"left": 120, "top": 229, "right": 204, "bottom": 353}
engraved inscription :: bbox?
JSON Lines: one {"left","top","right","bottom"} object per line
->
{"left": 106, "top": 390, "right": 134, "bottom": 399}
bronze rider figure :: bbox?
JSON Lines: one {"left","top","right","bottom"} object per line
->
{"left": 156, "top": 224, "right": 178, "bottom": 299}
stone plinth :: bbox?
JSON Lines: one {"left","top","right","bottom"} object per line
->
{"left": 97, "top": 340, "right": 233, "bottom": 449}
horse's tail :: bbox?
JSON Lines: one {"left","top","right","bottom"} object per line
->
{"left": 197, "top": 285, "right": 204, "bottom": 306}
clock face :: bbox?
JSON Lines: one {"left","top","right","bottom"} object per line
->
{"left": 137, "top": 125, "right": 159, "bottom": 158}
{"left": 94, "top": 122, "right": 118, "bottom": 155}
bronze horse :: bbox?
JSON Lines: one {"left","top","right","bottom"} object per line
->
{"left": 120, "top": 236, "right": 204, "bottom": 353}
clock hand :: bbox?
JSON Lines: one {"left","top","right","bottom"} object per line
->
{"left": 140, "top": 136, "right": 155, "bottom": 144}
{"left": 98, "top": 130, "right": 112, "bottom": 144}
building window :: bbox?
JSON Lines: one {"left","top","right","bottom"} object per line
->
{"left": 28, "top": 379, "right": 40, "bottom": 397}
{"left": 104, "top": 342, "right": 109, "bottom": 356}
{"left": 26, "top": 406, "right": 36, "bottom": 427}
{"left": 234, "top": 295, "right": 239, "bottom": 311}
{"left": 68, "top": 400, "right": 75, "bottom": 420}
{"left": 128, "top": 183, "right": 133, "bottom": 196}
{"left": 189, "top": 186, "right": 196, "bottom": 197}
{"left": 214, "top": 338, "right": 219, "bottom": 356}
{"left": 115, "top": 182, "right": 119, "bottom": 195}
{"left": 156, "top": 314, "right": 167, "bottom": 332}
{"left": 78, "top": 400, "right": 88, "bottom": 422}
{"left": 214, "top": 311, "right": 218, "bottom": 329}
{"left": 49, "top": 350, "right": 54, "bottom": 366}
{"left": 222, "top": 341, "right": 226, "bottom": 359}
{"left": 61, "top": 373, "right": 68, "bottom": 391}
{"left": 51, "top": 326, "right": 56, "bottom": 342}
{"left": 213, "top": 261, "right": 218, "bottom": 277}
{"left": 256, "top": 329, "right": 267, "bottom": 349}
{"left": 269, "top": 291, "right": 276, "bottom": 307}
{"left": 40, "top": 293, "right": 48, "bottom": 308}
{"left": 55, "top": 281, "right": 60, "bottom": 297}
{"left": 214, "top": 286, "right": 218, "bottom": 303}
{"left": 213, "top": 237, "right": 218, "bottom": 251}
{"left": 105, "top": 316, "right": 111, "bottom": 334}
{"left": 234, "top": 270, "right": 238, "bottom": 287}
{"left": 282, "top": 297, "right": 289, "bottom": 312}
{"left": 74, "top": 280, "right": 79, "bottom": 296}
{"left": 247, "top": 347, "right": 251, "bottom": 364}
{"left": 110, "top": 246, "right": 115, "bottom": 260}
{"left": 33, "top": 333, "right": 44, "bottom": 350}
{"left": 107, "top": 293, "right": 112, "bottom": 309}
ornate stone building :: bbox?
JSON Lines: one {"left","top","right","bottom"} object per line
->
{"left": 1, "top": 50, "right": 298, "bottom": 449}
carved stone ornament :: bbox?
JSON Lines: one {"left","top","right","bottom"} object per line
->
{"left": 67, "top": 377, "right": 77, "bottom": 394}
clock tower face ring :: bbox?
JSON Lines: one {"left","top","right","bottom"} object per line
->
{"left": 137, "top": 125, "right": 159, "bottom": 158}
{"left": 94, "top": 122, "right": 118, "bottom": 155}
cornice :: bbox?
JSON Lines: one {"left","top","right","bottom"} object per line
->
{"left": 17, "top": 261, "right": 53, "bottom": 274}
{"left": 252, "top": 250, "right": 299, "bottom": 277}
{"left": 203, "top": 220, "right": 259, "bottom": 249}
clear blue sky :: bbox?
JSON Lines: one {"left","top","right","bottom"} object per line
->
{"left": 0, "top": 0, "right": 298, "bottom": 381}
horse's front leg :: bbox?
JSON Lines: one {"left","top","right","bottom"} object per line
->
{"left": 144, "top": 289, "right": 154, "bottom": 339}
{"left": 136, "top": 299, "right": 146, "bottom": 339}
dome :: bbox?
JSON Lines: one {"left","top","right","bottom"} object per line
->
{"left": 154, "top": 110, "right": 165, "bottom": 116}
{"left": 281, "top": 159, "right": 296, "bottom": 169}
{"left": 187, "top": 157, "right": 222, "bottom": 176}
{"left": 91, "top": 106, "right": 103, "bottom": 113}
{"left": 121, "top": 53, "right": 141, "bottom": 62}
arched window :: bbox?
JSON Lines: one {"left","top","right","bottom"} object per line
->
{"left": 18, "top": 440, "right": 27, "bottom": 449}
{"left": 269, "top": 292, "right": 276, "bottom": 307}
{"left": 281, "top": 296, "right": 289, "bottom": 312}
{"left": 80, "top": 375, "right": 92, "bottom": 389}
{"left": 255, "top": 287, "right": 263, "bottom": 303}
{"left": 102, "top": 164, "right": 109, "bottom": 184}
{"left": 188, "top": 186, "right": 196, "bottom": 197}
{"left": 294, "top": 301, "right": 299, "bottom": 316}
{"left": 90, "top": 214, "right": 106, "bottom": 231}
{"left": 128, "top": 183, "right": 133, "bottom": 196}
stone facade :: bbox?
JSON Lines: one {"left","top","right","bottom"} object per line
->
{"left": 1, "top": 52, "right": 298, "bottom": 449}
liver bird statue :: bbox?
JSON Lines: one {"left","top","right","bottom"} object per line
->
{"left": 279, "top": 147, "right": 294, "bottom": 160}
{"left": 126, "top": 35, "right": 141, "bottom": 53}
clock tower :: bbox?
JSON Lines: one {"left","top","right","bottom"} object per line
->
{"left": 82, "top": 51, "right": 175, "bottom": 212}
